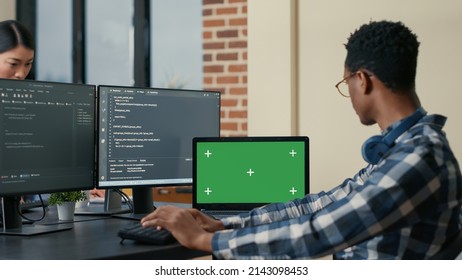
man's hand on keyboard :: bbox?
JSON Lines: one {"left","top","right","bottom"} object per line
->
{"left": 141, "top": 205, "right": 220, "bottom": 253}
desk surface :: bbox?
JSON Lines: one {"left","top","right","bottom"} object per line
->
{"left": 0, "top": 206, "right": 208, "bottom": 260}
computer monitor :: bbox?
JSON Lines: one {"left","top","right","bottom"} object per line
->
{"left": 96, "top": 85, "right": 221, "bottom": 219}
{"left": 0, "top": 78, "right": 96, "bottom": 235}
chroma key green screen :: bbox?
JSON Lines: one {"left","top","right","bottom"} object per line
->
{"left": 195, "top": 139, "right": 308, "bottom": 204}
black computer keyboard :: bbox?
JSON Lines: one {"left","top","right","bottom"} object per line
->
{"left": 118, "top": 223, "right": 176, "bottom": 245}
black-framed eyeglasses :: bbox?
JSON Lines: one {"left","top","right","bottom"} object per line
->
{"left": 335, "top": 72, "right": 356, "bottom": 98}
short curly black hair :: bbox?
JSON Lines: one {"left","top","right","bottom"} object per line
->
{"left": 345, "top": 20, "right": 420, "bottom": 92}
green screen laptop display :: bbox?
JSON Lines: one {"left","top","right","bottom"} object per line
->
{"left": 192, "top": 136, "right": 309, "bottom": 212}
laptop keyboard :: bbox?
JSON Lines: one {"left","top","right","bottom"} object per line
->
{"left": 204, "top": 210, "right": 245, "bottom": 219}
{"left": 118, "top": 223, "right": 176, "bottom": 245}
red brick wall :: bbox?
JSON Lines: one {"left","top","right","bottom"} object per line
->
{"left": 203, "top": 0, "right": 248, "bottom": 136}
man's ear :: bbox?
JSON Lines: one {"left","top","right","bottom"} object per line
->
{"left": 358, "top": 71, "right": 373, "bottom": 94}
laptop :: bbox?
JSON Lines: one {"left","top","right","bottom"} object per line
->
{"left": 192, "top": 136, "right": 309, "bottom": 218}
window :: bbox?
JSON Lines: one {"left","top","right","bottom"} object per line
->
{"left": 31, "top": 0, "right": 203, "bottom": 90}
{"left": 150, "top": 0, "right": 202, "bottom": 89}
{"left": 36, "top": 0, "right": 72, "bottom": 82}
{"left": 85, "top": 0, "right": 134, "bottom": 86}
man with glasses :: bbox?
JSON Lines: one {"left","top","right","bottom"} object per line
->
{"left": 141, "top": 20, "right": 462, "bottom": 259}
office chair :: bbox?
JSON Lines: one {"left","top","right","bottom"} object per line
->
{"left": 429, "top": 230, "right": 462, "bottom": 260}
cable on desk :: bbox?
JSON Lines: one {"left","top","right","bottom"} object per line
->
{"left": 18, "top": 194, "right": 47, "bottom": 222}
{"left": 115, "top": 189, "right": 134, "bottom": 212}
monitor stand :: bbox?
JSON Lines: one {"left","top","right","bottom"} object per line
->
{"left": 74, "top": 189, "right": 130, "bottom": 216}
{"left": 112, "top": 188, "right": 155, "bottom": 221}
{"left": 0, "top": 196, "right": 73, "bottom": 236}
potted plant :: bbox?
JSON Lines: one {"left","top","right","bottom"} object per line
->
{"left": 48, "top": 191, "right": 88, "bottom": 221}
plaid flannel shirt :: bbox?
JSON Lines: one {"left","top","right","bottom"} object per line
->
{"left": 212, "top": 111, "right": 462, "bottom": 259}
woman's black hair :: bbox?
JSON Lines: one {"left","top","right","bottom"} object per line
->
{"left": 0, "top": 19, "right": 35, "bottom": 53}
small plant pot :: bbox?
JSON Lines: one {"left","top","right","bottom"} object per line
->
{"left": 57, "top": 202, "right": 76, "bottom": 221}
{"left": 76, "top": 190, "right": 91, "bottom": 208}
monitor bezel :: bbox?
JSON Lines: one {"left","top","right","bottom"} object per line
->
{"left": 192, "top": 136, "right": 310, "bottom": 211}
{"left": 95, "top": 84, "right": 221, "bottom": 190}
{"left": 0, "top": 78, "right": 97, "bottom": 197}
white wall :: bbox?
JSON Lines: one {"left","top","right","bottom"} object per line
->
{"left": 249, "top": 0, "right": 462, "bottom": 194}
{"left": 248, "top": 0, "right": 298, "bottom": 136}
{"left": 0, "top": 0, "right": 15, "bottom": 21}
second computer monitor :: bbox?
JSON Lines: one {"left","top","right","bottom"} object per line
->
{"left": 97, "top": 85, "right": 220, "bottom": 213}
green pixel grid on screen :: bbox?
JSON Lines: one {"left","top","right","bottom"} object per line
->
{"left": 196, "top": 141, "right": 306, "bottom": 203}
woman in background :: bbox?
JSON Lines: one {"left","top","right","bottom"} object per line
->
{"left": 0, "top": 20, "right": 104, "bottom": 201}
{"left": 0, "top": 19, "right": 34, "bottom": 80}
{"left": 0, "top": 20, "right": 38, "bottom": 204}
